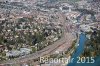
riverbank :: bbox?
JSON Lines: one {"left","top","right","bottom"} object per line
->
{"left": 67, "top": 33, "right": 87, "bottom": 66}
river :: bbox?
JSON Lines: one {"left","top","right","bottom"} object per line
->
{"left": 67, "top": 33, "right": 100, "bottom": 66}
{"left": 67, "top": 33, "right": 87, "bottom": 66}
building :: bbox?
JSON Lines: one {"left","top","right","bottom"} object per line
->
{"left": 6, "top": 48, "right": 32, "bottom": 57}
{"left": 0, "top": 45, "right": 5, "bottom": 52}
{"left": 20, "top": 48, "right": 32, "bottom": 56}
{"left": 76, "top": 1, "right": 88, "bottom": 9}
{"left": 80, "top": 24, "right": 92, "bottom": 32}
{"left": 6, "top": 50, "right": 20, "bottom": 57}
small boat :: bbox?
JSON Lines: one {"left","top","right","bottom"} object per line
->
{"left": 77, "top": 44, "right": 79, "bottom": 46}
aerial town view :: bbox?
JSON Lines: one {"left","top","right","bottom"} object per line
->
{"left": 0, "top": 0, "right": 100, "bottom": 66}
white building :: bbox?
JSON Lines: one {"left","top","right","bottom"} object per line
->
{"left": 20, "top": 48, "right": 32, "bottom": 56}
{"left": 6, "top": 48, "right": 32, "bottom": 57}
{"left": 6, "top": 50, "right": 20, "bottom": 57}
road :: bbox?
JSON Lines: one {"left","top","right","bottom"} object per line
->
{"left": 1, "top": 12, "right": 75, "bottom": 66}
